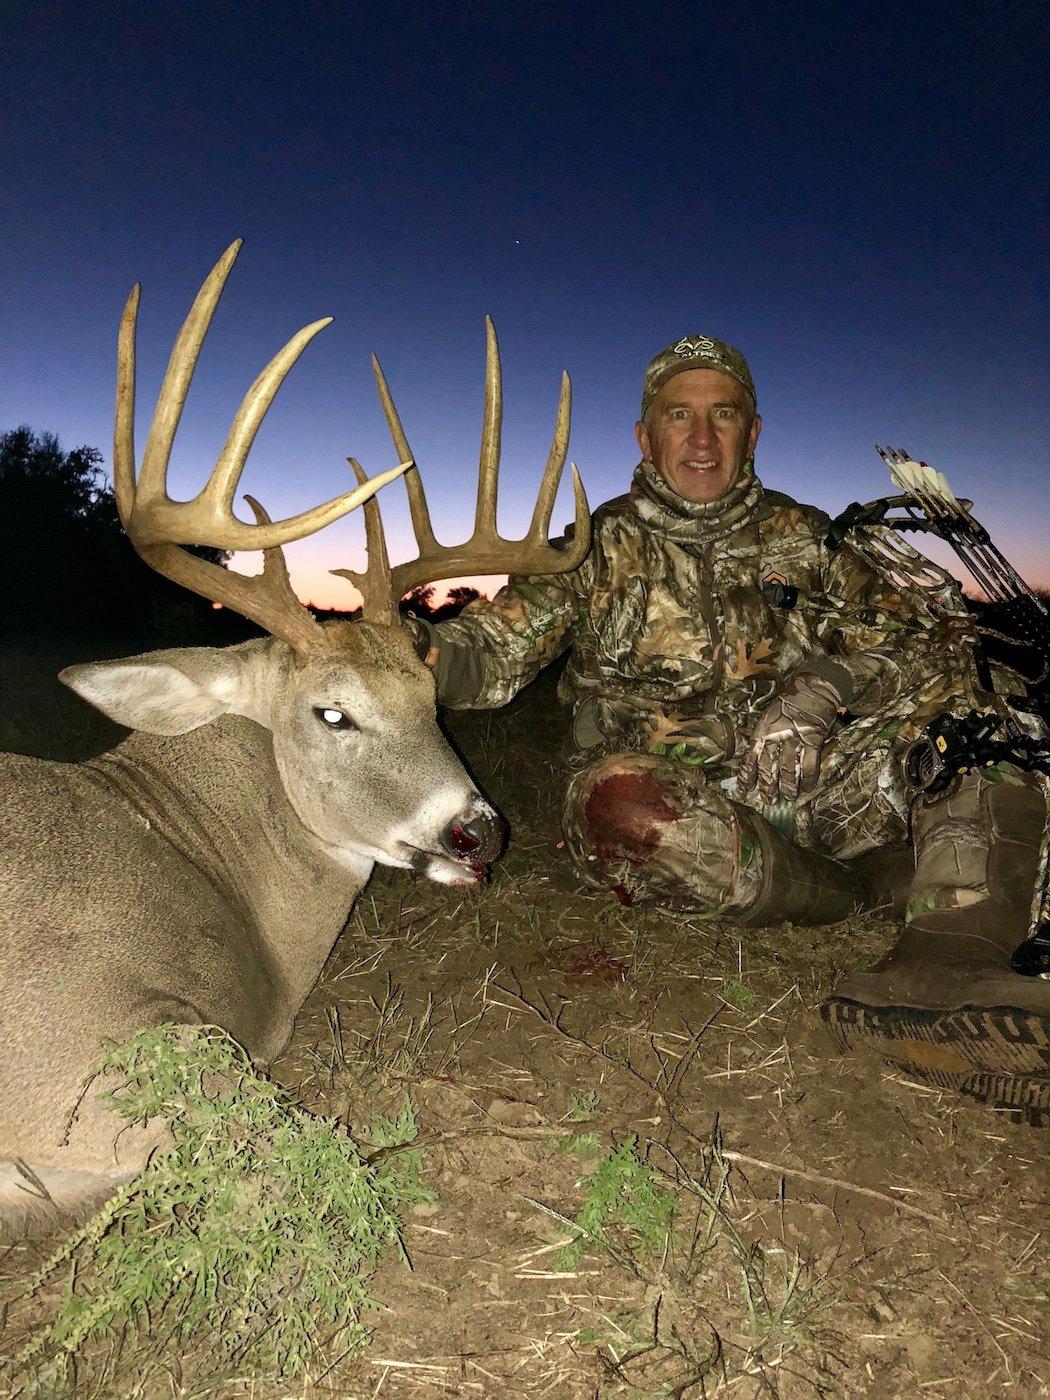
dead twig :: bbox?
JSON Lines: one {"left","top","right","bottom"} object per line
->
{"left": 363, "top": 1121, "right": 561, "bottom": 1166}
{"left": 715, "top": 1148, "right": 947, "bottom": 1227}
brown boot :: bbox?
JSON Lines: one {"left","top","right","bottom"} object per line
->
{"left": 821, "top": 773, "right": 1050, "bottom": 1118}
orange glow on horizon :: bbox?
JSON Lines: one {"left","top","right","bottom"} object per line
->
{"left": 228, "top": 557, "right": 506, "bottom": 612}
{"left": 300, "top": 573, "right": 506, "bottom": 612}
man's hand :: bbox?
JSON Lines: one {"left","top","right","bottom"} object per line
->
{"left": 738, "top": 675, "right": 844, "bottom": 804}
{"left": 403, "top": 616, "right": 438, "bottom": 667}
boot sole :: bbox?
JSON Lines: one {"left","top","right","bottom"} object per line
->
{"left": 820, "top": 997, "right": 1050, "bottom": 1120}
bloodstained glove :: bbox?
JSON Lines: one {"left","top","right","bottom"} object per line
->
{"left": 738, "top": 674, "right": 845, "bottom": 804}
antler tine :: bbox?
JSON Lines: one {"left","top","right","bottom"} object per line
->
{"left": 474, "top": 315, "right": 503, "bottom": 547}
{"left": 208, "top": 318, "right": 333, "bottom": 516}
{"left": 133, "top": 310, "right": 413, "bottom": 552}
{"left": 240, "top": 495, "right": 331, "bottom": 650}
{"left": 342, "top": 320, "right": 592, "bottom": 624}
{"left": 388, "top": 325, "right": 589, "bottom": 602}
{"left": 114, "top": 281, "right": 140, "bottom": 530}
{"left": 123, "top": 239, "right": 412, "bottom": 553}
{"left": 330, "top": 459, "right": 398, "bottom": 627}
{"left": 136, "top": 239, "right": 242, "bottom": 515}
{"left": 372, "top": 353, "right": 439, "bottom": 555}
{"left": 562, "top": 462, "right": 592, "bottom": 566}
{"left": 525, "top": 370, "right": 571, "bottom": 543}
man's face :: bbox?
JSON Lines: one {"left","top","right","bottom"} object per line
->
{"left": 635, "top": 368, "right": 762, "bottom": 503}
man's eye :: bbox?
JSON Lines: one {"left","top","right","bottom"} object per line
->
{"left": 315, "top": 707, "right": 358, "bottom": 731}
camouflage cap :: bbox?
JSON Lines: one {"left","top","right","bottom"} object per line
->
{"left": 641, "top": 335, "right": 756, "bottom": 417}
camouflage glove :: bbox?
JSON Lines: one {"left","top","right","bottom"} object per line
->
{"left": 738, "top": 674, "right": 845, "bottom": 804}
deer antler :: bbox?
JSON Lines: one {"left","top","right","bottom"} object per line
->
{"left": 333, "top": 317, "right": 590, "bottom": 625}
{"left": 114, "top": 239, "right": 411, "bottom": 652}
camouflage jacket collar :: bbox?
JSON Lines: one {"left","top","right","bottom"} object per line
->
{"left": 630, "top": 459, "right": 763, "bottom": 544}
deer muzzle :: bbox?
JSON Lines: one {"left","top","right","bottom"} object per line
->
{"left": 440, "top": 801, "right": 507, "bottom": 868}
{"left": 397, "top": 795, "right": 506, "bottom": 886}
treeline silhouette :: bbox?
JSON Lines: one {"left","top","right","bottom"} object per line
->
{"left": 0, "top": 427, "right": 483, "bottom": 647}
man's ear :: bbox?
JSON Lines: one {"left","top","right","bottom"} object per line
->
{"left": 748, "top": 413, "right": 763, "bottom": 457}
{"left": 635, "top": 418, "right": 651, "bottom": 459}
{"left": 60, "top": 646, "right": 263, "bottom": 736}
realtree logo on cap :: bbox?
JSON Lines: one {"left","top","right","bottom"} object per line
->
{"left": 672, "top": 336, "right": 718, "bottom": 355}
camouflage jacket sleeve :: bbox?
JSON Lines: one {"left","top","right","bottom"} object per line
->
{"left": 796, "top": 539, "right": 978, "bottom": 718}
{"left": 417, "top": 556, "right": 590, "bottom": 710}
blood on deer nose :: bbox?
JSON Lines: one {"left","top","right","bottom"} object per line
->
{"left": 441, "top": 806, "right": 506, "bottom": 865}
{"left": 448, "top": 824, "right": 479, "bottom": 853}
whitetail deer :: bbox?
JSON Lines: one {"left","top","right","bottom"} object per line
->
{"left": 0, "top": 241, "right": 589, "bottom": 1233}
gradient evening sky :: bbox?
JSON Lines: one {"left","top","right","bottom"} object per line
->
{"left": 2, "top": 1, "right": 1046, "bottom": 607}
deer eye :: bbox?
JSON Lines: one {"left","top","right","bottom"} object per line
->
{"left": 315, "top": 707, "right": 358, "bottom": 732}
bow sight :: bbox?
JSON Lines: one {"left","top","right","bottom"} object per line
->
{"left": 827, "top": 447, "right": 1050, "bottom": 978}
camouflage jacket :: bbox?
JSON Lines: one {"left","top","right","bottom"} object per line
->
{"left": 423, "top": 463, "right": 983, "bottom": 772}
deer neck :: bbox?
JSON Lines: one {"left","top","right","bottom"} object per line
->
{"left": 84, "top": 716, "right": 371, "bottom": 1008}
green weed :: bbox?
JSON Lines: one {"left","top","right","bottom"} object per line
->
{"left": 563, "top": 1090, "right": 600, "bottom": 1122}
{"left": 558, "top": 1136, "right": 676, "bottom": 1268}
{"left": 735, "top": 1241, "right": 827, "bottom": 1354}
{"left": 8, "top": 1025, "right": 432, "bottom": 1392}
{"left": 719, "top": 978, "right": 757, "bottom": 1012}
{"left": 556, "top": 1131, "right": 604, "bottom": 1158}
{"left": 564, "top": 1134, "right": 837, "bottom": 1390}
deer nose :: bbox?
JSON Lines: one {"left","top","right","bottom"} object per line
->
{"left": 441, "top": 803, "right": 506, "bottom": 864}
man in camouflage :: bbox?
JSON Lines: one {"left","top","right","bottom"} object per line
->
{"left": 411, "top": 335, "right": 1049, "bottom": 1116}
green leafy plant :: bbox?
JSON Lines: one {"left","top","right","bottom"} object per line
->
{"left": 9, "top": 1025, "right": 432, "bottom": 1390}
{"left": 564, "top": 1089, "right": 601, "bottom": 1122}
{"left": 735, "top": 1241, "right": 827, "bottom": 1354}
{"left": 556, "top": 1130, "right": 604, "bottom": 1158}
{"left": 719, "top": 978, "right": 757, "bottom": 1012}
{"left": 559, "top": 1136, "right": 676, "bottom": 1268}
{"left": 565, "top": 1135, "right": 836, "bottom": 1390}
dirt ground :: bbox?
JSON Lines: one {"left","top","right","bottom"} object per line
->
{"left": 1, "top": 646, "right": 1047, "bottom": 1398}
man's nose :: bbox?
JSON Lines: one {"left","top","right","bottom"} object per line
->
{"left": 686, "top": 416, "right": 715, "bottom": 447}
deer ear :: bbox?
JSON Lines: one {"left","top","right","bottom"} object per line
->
{"left": 60, "top": 647, "right": 255, "bottom": 736}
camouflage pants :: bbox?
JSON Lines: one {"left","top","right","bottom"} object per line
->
{"left": 562, "top": 726, "right": 1044, "bottom": 928}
